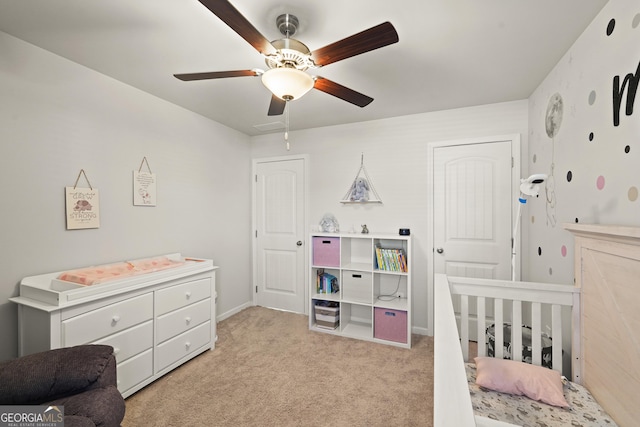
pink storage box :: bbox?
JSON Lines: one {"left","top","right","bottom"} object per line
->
{"left": 374, "top": 308, "right": 408, "bottom": 343}
{"left": 312, "top": 237, "right": 340, "bottom": 267}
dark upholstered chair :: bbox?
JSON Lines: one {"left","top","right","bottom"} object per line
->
{"left": 0, "top": 345, "right": 125, "bottom": 427}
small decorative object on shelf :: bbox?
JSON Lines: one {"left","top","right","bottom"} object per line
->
{"left": 361, "top": 224, "right": 369, "bottom": 234}
{"left": 350, "top": 178, "right": 370, "bottom": 202}
{"left": 319, "top": 213, "right": 339, "bottom": 232}
{"left": 341, "top": 153, "right": 383, "bottom": 203}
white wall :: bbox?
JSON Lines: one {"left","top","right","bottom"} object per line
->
{"left": 527, "top": 0, "right": 640, "bottom": 284}
{"left": 251, "top": 100, "right": 529, "bottom": 335}
{"left": 0, "top": 32, "right": 254, "bottom": 361}
{"left": 4, "top": 0, "right": 631, "bottom": 360}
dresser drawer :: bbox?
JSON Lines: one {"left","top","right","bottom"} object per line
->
{"left": 155, "top": 321, "right": 210, "bottom": 373}
{"left": 155, "top": 278, "right": 211, "bottom": 316}
{"left": 62, "top": 293, "right": 153, "bottom": 346}
{"left": 156, "top": 298, "right": 211, "bottom": 344}
{"left": 116, "top": 348, "right": 153, "bottom": 395}
{"left": 93, "top": 320, "right": 153, "bottom": 363}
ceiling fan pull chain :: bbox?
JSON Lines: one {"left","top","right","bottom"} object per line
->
{"left": 284, "top": 100, "right": 290, "bottom": 150}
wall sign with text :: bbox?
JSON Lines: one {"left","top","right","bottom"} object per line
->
{"left": 65, "top": 187, "right": 100, "bottom": 229}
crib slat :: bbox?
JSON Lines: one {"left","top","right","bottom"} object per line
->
{"left": 512, "top": 300, "right": 522, "bottom": 362}
{"left": 552, "top": 304, "right": 562, "bottom": 373}
{"left": 461, "top": 295, "right": 469, "bottom": 361}
{"left": 531, "top": 302, "right": 542, "bottom": 366}
{"left": 494, "top": 299, "right": 504, "bottom": 359}
{"left": 477, "top": 296, "right": 486, "bottom": 357}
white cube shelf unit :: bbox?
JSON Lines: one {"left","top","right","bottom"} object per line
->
{"left": 309, "top": 232, "right": 412, "bottom": 348}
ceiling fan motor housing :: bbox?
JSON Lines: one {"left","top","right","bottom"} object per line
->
{"left": 265, "top": 38, "right": 312, "bottom": 70}
{"left": 277, "top": 14, "right": 299, "bottom": 37}
{"left": 265, "top": 15, "right": 314, "bottom": 71}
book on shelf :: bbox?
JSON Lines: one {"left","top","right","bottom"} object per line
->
{"left": 316, "top": 269, "right": 339, "bottom": 294}
{"left": 375, "top": 245, "right": 408, "bottom": 273}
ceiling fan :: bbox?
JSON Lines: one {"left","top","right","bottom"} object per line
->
{"left": 173, "top": 0, "right": 399, "bottom": 116}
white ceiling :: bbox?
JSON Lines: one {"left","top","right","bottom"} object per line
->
{"left": 0, "top": 0, "right": 609, "bottom": 136}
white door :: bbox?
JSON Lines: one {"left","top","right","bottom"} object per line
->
{"left": 254, "top": 157, "right": 306, "bottom": 313}
{"left": 433, "top": 140, "right": 514, "bottom": 280}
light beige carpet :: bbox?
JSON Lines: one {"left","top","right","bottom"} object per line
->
{"left": 122, "top": 306, "right": 434, "bottom": 427}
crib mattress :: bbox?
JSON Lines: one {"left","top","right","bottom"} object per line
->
{"left": 465, "top": 363, "right": 618, "bottom": 426}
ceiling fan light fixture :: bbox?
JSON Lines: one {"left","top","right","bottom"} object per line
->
{"left": 261, "top": 67, "right": 314, "bottom": 101}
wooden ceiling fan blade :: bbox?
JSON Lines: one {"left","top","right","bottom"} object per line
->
{"left": 174, "top": 70, "right": 260, "bottom": 81}
{"left": 313, "top": 77, "right": 373, "bottom": 107}
{"left": 197, "top": 0, "right": 277, "bottom": 56}
{"left": 268, "top": 95, "right": 286, "bottom": 116}
{"left": 310, "top": 22, "right": 398, "bottom": 67}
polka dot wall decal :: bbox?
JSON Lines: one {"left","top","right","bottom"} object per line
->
{"left": 575, "top": 218, "right": 579, "bottom": 223}
{"left": 625, "top": 145, "right": 630, "bottom": 153}
{"left": 629, "top": 186, "right": 638, "bottom": 202}
{"left": 588, "top": 90, "right": 596, "bottom": 105}
{"left": 633, "top": 13, "right": 640, "bottom": 29}
{"left": 538, "top": 247, "right": 542, "bottom": 256}
{"left": 567, "top": 171, "right": 573, "bottom": 182}
{"left": 607, "top": 18, "right": 615, "bottom": 36}
{"left": 561, "top": 245, "right": 567, "bottom": 257}
{"left": 597, "top": 175, "right": 605, "bottom": 190}
{"left": 589, "top": 132, "right": 594, "bottom": 142}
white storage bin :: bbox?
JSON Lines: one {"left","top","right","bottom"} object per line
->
{"left": 342, "top": 271, "right": 372, "bottom": 304}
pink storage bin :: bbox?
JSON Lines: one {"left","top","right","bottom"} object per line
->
{"left": 312, "top": 237, "right": 340, "bottom": 267}
{"left": 374, "top": 308, "right": 408, "bottom": 343}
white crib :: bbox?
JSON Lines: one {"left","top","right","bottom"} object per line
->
{"left": 434, "top": 223, "right": 639, "bottom": 427}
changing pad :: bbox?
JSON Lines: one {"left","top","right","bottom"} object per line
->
{"left": 465, "top": 363, "right": 617, "bottom": 426}
{"left": 58, "top": 256, "right": 185, "bottom": 286}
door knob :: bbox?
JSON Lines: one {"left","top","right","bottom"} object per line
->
{"left": 296, "top": 241, "right": 303, "bottom": 246}
{"left": 436, "top": 247, "right": 444, "bottom": 254}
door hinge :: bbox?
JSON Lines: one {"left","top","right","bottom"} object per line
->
{"left": 255, "top": 285, "right": 258, "bottom": 293}
{"left": 255, "top": 230, "right": 258, "bottom": 238}
{"left": 255, "top": 174, "right": 258, "bottom": 182}
{"left": 511, "top": 157, "right": 514, "bottom": 168}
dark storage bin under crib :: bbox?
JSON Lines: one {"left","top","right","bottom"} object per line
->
{"left": 486, "top": 323, "right": 556, "bottom": 369}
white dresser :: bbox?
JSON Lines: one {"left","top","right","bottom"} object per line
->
{"left": 10, "top": 254, "right": 218, "bottom": 398}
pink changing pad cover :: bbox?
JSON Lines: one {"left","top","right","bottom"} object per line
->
{"left": 58, "top": 256, "right": 186, "bottom": 286}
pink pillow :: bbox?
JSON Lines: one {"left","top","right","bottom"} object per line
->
{"left": 474, "top": 357, "right": 569, "bottom": 407}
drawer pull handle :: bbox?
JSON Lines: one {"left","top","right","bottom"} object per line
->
{"left": 185, "top": 292, "right": 192, "bottom": 299}
{"left": 352, "top": 274, "right": 362, "bottom": 278}
{"left": 185, "top": 341, "right": 191, "bottom": 350}
{"left": 113, "top": 347, "right": 120, "bottom": 355}
{"left": 185, "top": 317, "right": 192, "bottom": 325}
{"left": 111, "top": 315, "right": 121, "bottom": 324}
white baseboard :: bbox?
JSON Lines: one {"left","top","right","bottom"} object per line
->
{"left": 412, "top": 325, "right": 430, "bottom": 336}
{"left": 216, "top": 301, "right": 253, "bottom": 322}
